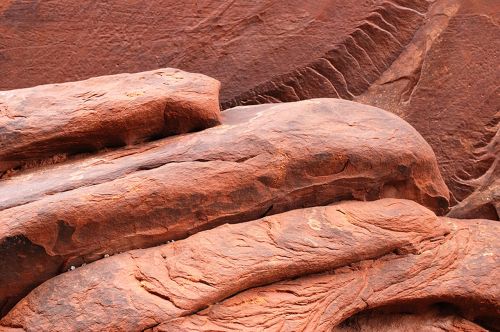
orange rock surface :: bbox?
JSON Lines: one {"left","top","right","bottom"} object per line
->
{"left": 0, "top": 98, "right": 449, "bottom": 315}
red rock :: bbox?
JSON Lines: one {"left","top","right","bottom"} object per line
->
{"left": 333, "top": 308, "right": 488, "bottom": 332}
{"left": 0, "top": 0, "right": 417, "bottom": 103}
{"left": 158, "top": 218, "right": 499, "bottom": 331}
{"left": 0, "top": 199, "right": 447, "bottom": 331}
{"left": 1, "top": 200, "right": 497, "bottom": 332}
{"left": 0, "top": 99, "right": 449, "bottom": 315}
{"left": 447, "top": 129, "right": 499, "bottom": 220}
{"left": 1, "top": 0, "right": 495, "bottom": 215}
{"left": 357, "top": 0, "right": 500, "bottom": 208}
{"left": 0, "top": 68, "right": 221, "bottom": 174}
{"left": 222, "top": 0, "right": 431, "bottom": 108}
{"left": 214, "top": 0, "right": 500, "bottom": 218}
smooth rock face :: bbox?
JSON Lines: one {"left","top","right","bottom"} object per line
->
{"left": 0, "top": 68, "right": 221, "bottom": 174}
{"left": 0, "top": 99, "right": 449, "bottom": 315}
{"left": 0, "top": 0, "right": 386, "bottom": 101}
{"left": 1, "top": 200, "right": 497, "bottom": 332}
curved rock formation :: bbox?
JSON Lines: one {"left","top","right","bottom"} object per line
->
{"left": 0, "top": 68, "right": 220, "bottom": 174}
{"left": 219, "top": 0, "right": 499, "bottom": 214}
{"left": 357, "top": 0, "right": 499, "bottom": 207}
{"left": 158, "top": 218, "right": 498, "bottom": 331}
{"left": 0, "top": 0, "right": 496, "bottom": 216}
{"left": 0, "top": 98, "right": 449, "bottom": 315}
{"left": 0, "top": 0, "right": 497, "bottom": 329}
{"left": 1, "top": 200, "right": 497, "bottom": 332}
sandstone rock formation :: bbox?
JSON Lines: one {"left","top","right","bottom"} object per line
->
{"left": 0, "top": 0, "right": 496, "bottom": 218}
{"left": 220, "top": 0, "right": 499, "bottom": 213}
{"left": 156, "top": 218, "right": 499, "bottom": 332}
{"left": 357, "top": 0, "right": 499, "bottom": 207}
{"left": 222, "top": 0, "right": 431, "bottom": 108}
{"left": 1, "top": 199, "right": 497, "bottom": 331}
{"left": 0, "top": 0, "right": 391, "bottom": 100}
{"left": 447, "top": 129, "right": 499, "bottom": 220}
{"left": 333, "top": 308, "right": 488, "bottom": 332}
{"left": 0, "top": 0, "right": 497, "bottom": 329}
{"left": 0, "top": 68, "right": 220, "bottom": 174}
{"left": 0, "top": 98, "right": 449, "bottom": 316}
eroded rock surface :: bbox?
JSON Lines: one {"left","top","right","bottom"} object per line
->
{"left": 333, "top": 308, "right": 488, "bottom": 332}
{"left": 0, "top": 99, "right": 449, "bottom": 315}
{"left": 0, "top": 0, "right": 496, "bottom": 329}
{"left": 0, "top": 0, "right": 497, "bottom": 213}
{"left": 0, "top": 68, "right": 220, "bottom": 174}
{"left": 217, "top": 0, "right": 500, "bottom": 216}
{"left": 358, "top": 0, "right": 500, "bottom": 206}
{"left": 1, "top": 200, "right": 497, "bottom": 332}
{"left": 0, "top": 0, "right": 387, "bottom": 101}
{"left": 158, "top": 218, "right": 498, "bottom": 331}
{"left": 222, "top": 0, "right": 431, "bottom": 108}
{"left": 447, "top": 129, "right": 499, "bottom": 220}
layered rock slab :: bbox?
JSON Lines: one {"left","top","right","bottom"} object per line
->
{"left": 0, "top": 68, "right": 221, "bottom": 174}
{"left": 159, "top": 218, "right": 498, "bottom": 331}
{"left": 221, "top": 0, "right": 499, "bottom": 216}
{"left": 0, "top": 99, "right": 450, "bottom": 315}
{"left": 0, "top": 199, "right": 448, "bottom": 331}
{"left": 2, "top": 200, "right": 498, "bottom": 331}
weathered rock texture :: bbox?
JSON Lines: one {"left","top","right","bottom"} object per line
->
{"left": 333, "top": 308, "right": 488, "bottom": 332}
{"left": 0, "top": 99, "right": 449, "bottom": 316}
{"left": 357, "top": 0, "right": 499, "bottom": 207}
{"left": 0, "top": 0, "right": 497, "bottom": 215}
{"left": 447, "top": 129, "right": 499, "bottom": 220}
{"left": 220, "top": 0, "right": 499, "bottom": 214}
{"left": 222, "top": 0, "right": 431, "bottom": 108}
{"left": 157, "top": 218, "right": 498, "bottom": 332}
{"left": 1, "top": 200, "right": 497, "bottom": 332}
{"left": 0, "top": 0, "right": 390, "bottom": 101}
{"left": 0, "top": 68, "right": 221, "bottom": 174}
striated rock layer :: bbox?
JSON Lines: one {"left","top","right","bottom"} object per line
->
{"left": 222, "top": 0, "right": 431, "bottom": 108}
{"left": 447, "top": 129, "right": 499, "bottom": 220}
{"left": 0, "top": 99, "right": 449, "bottom": 316}
{"left": 1, "top": 199, "right": 497, "bottom": 331}
{"left": 0, "top": 0, "right": 389, "bottom": 100}
{"left": 333, "top": 308, "right": 488, "bottom": 332}
{"left": 157, "top": 218, "right": 499, "bottom": 332}
{"left": 0, "top": 68, "right": 221, "bottom": 174}
{"left": 222, "top": 0, "right": 499, "bottom": 213}
{"left": 0, "top": 0, "right": 496, "bottom": 215}
{"left": 357, "top": 0, "right": 499, "bottom": 207}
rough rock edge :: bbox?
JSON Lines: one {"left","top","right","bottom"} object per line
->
{"left": 221, "top": 0, "right": 430, "bottom": 109}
